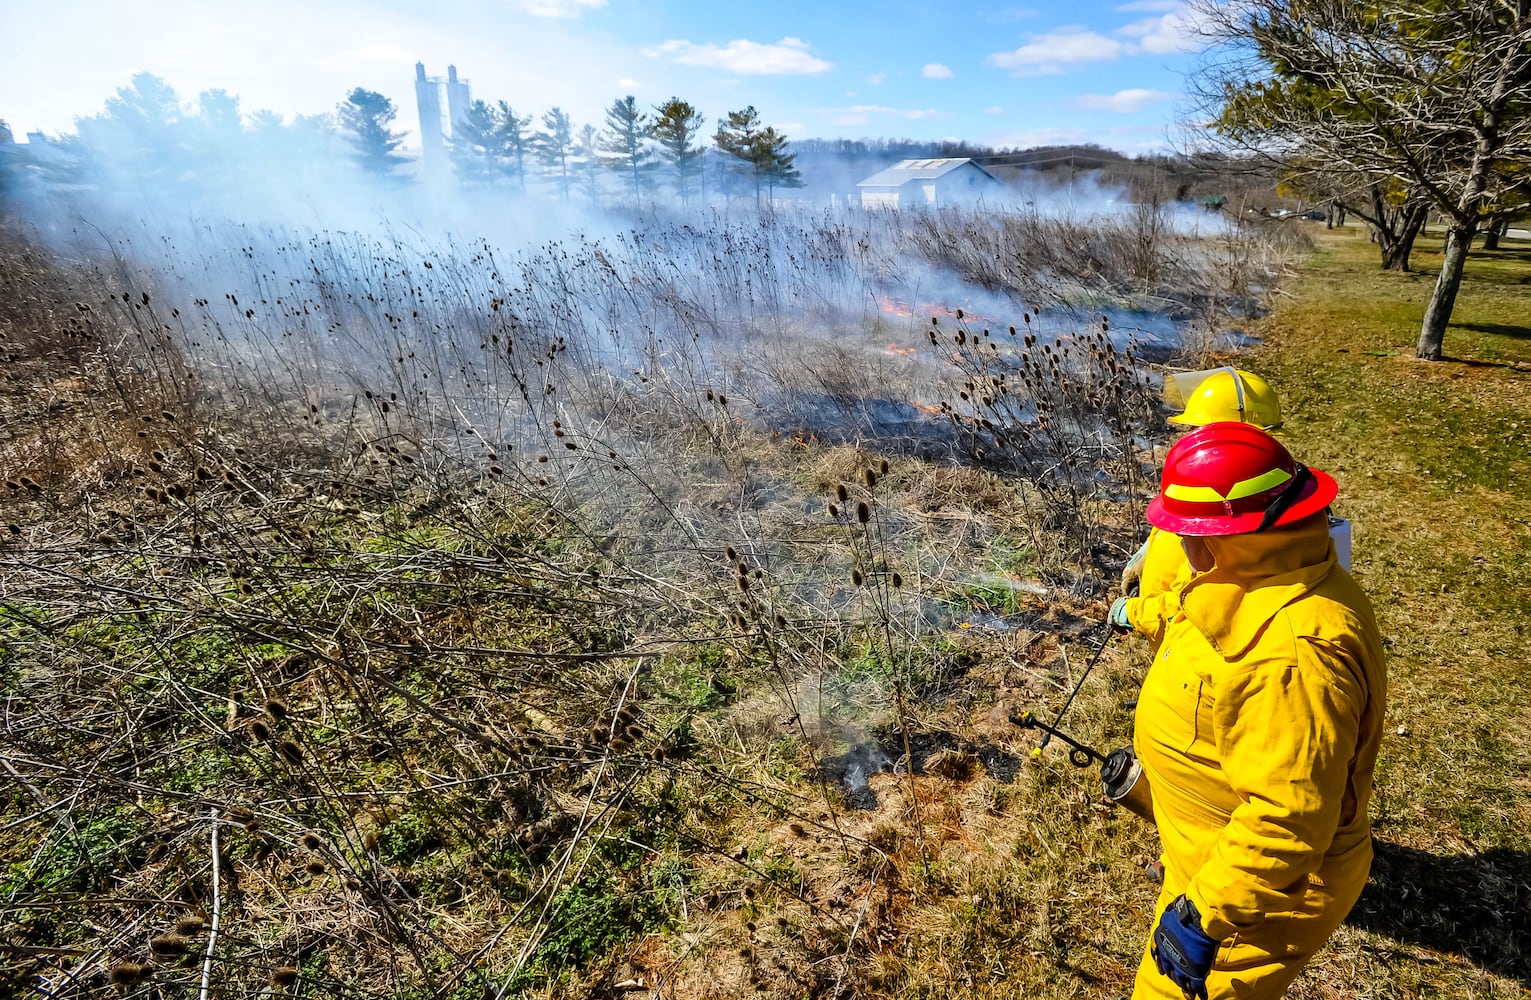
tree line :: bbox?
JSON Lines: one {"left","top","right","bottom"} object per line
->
{"left": 0, "top": 73, "right": 803, "bottom": 209}
{"left": 425, "top": 91, "right": 802, "bottom": 207}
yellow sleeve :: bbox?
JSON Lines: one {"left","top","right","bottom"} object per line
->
{"left": 1184, "top": 635, "right": 1366, "bottom": 940}
{"left": 1124, "top": 531, "right": 1192, "bottom": 643}
{"left": 1124, "top": 589, "right": 1180, "bottom": 645}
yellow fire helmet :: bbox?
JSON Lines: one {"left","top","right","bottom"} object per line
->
{"left": 1163, "top": 367, "right": 1283, "bottom": 430}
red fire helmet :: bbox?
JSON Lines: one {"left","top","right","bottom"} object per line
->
{"left": 1145, "top": 421, "right": 1337, "bottom": 536}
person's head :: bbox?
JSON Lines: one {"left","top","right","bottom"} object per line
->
{"left": 1165, "top": 367, "right": 1282, "bottom": 431}
{"left": 1146, "top": 422, "right": 1336, "bottom": 570}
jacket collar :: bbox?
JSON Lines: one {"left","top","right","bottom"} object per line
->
{"left": 1179, "top": 517, "right": 1336, "bottom": 658}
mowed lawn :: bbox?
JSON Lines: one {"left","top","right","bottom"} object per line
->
{"left": 1242, "top": 227, "right": 1531, "bottom": 996}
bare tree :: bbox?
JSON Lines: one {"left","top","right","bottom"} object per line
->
{"left": 1189, "top": 0, "right": 1531, "bottom": 360}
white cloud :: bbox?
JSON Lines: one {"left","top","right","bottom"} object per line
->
{"left": 922, "top": 62, "right": 954, "bottom": 79}
{"left": 1118, "top": 5, "right": 1207, "bottom": 54}
{"left": 1075, "top": 88, "right": 1173, "bottom": 113}
{"left": 984, "top": 105, "right": 1005, "bottom": 115}
{"left": 867, "top": 72, "right": 888, "bottom": 85}
{"left": 617, "top": 78, "right": 639, "bottom": 89}
{"left": 827, "top": 104, "right": 942, "bottom": 126}
{"left": 520, "top": 0, "right": 606, "bottom": 17}
{"left": 1113, "top": 0, "right": 1179, "bottom": 11}
{"left": 642, "top": 37, "right": 832, "bottom": 75}
{"left": 987, "top": 26, "right": 1123, "bottom": 76}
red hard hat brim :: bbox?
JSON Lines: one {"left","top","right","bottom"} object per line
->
{"left": 1145, "top": 466, "right": 1338, "bottom": 536}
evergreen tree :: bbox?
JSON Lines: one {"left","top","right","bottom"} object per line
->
{"left": 450, "top": 99, "right": 503, "bottom": 187}
{"left": 496, "top": 101, "right": 532, "bottom": 193}
{"left": 575, "top": 124, "right": 602, "bottom": 205}
{"left": 197, "top": 89, "right": 242, "bottom": 137}
{"left": 714, "top": 107, "right": 802, "bottom": 206}
{"left": 756, "top": 126, "right": 803, "bottom": 199}
{"left": 597, "top": 96, "right": 653, "bottom": 205}
{"left": 337, "top": 88, "right": 409, "bottom": 178}
{"left": 714, "top": 106, "right": 765, "bottom": 204}
{"left": 651, "top": 97, "right": 705, "bottom": 202}
{"left": 189, "top": 88, "right": 245, "bottom": 197}
{"left": 74, "top": 73, "right": 186, "bottom": 194}
{"left": 533, "top": 107, "right": 574, "bottom": 201}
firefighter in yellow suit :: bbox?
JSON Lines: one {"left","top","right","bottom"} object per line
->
{"left": 1114, "top": 422, "right": 1387, "bottom": 1000}
{"left": 1119, "top": 368, "right": 1285, "bottom": 646}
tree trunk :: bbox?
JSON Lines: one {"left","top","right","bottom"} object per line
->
{"left": 1482, "top": 217, "right": 1507, "bottom": 250}
{"left": 1417, "top": 224, "right": 1475, "bottom": 360}
{"left": 1382, "top": 202, "right": 1429, "bottom": 272}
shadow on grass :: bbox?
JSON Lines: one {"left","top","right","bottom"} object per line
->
{"left": 1346, "top": 839, "right": 1531, "bottom": 987}
{"left": 1454, "top": 321, "right": 1531, "bottom": 341}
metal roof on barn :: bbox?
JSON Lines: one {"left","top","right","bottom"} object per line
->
{"left": 856, "top": 157, "right": 1000, "bottom": 188}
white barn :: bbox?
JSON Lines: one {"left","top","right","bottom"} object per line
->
{"left": 856, "top": 158, "right": 1002, "bottom": 209}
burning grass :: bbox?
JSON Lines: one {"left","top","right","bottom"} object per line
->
{"left": 0, "top": 204, "right": 1307, "bottom": 998}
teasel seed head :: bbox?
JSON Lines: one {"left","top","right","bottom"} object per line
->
{"left": 277, "top": 740, "right": 303, "bottom": 765}
{"left": 271, "top": 966, "right": 300, "bottom": 987}
{"left": 851, "top": 569, "right": 864, "bottom": 587}
{"left": 892, "top": 572, "right": 903, "bottom": 589}
{"left": 305, "top": 859, "right": 326, "bottom": 876}
{"left": 109, "top": 962, "right": 149, "bottom": 987}
{"left": 264, "top": 698, "right": 288, "bottom": 721}
{"left": 827, "top": 503, "right": 839, "bottom": 518}
{"left": 835, "top": 484, "right": 848, "bottom": 502}
{"left": 856, "top": 502, "right": 870, "bottom": 524}
{"left": 174, "top": 916, "right": 205, "bottom": 935}
{"left": 247, "top": 718, "right": 271, "bottom": 741}
{"left": 148, "top": 934, "right": 189, "bottom": 958}
{"left": 300, "top": 832, "right": 322, "bottom": 851}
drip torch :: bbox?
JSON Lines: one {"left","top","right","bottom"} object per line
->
{"left": 1010, "top": 608, "right": 1155, "bottom": 824}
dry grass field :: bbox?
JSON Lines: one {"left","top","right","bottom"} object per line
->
{"left": 0, "top": 209, "right": 1526, "bottom": 1000}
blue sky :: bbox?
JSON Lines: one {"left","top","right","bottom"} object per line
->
{"left": 3, "top": 0, "right": 1206, "bottom": 153}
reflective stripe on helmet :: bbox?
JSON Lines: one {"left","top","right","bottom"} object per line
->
{"left": 1162, "top": 467, "right": 1293, "bottom": 504}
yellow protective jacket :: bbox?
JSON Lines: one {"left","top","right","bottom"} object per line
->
{"left": 1125, "top": 527, "right": 1192, "bottom": 648}
{"left": 1129, "top": 517, "right": 1387, "bottom": 998}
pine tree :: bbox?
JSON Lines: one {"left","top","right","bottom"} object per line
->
{"left": 597, "top": 96, "right": 653, "bottom": 205}
{"left": 496, "top": 102, "right": 532, "bottom": 193}
{"left": 714, "top": 107, "right": 802, "bottom": 206}
{"left": 714, "top": 106, "right": 765, "bottom": 204}
{"left": 575, "top": 124, "right": 602, "bottom": 205}
{"left": 756, "top": 126, "right": 803, "bottom": 200}
{"left": 450, "top": 99, "right": 503, "bottom": 187}
{"left": 533, "top": 107, "right": 574, "bottom": 201}
{"left": 651, "top": 98, "right": 705, "bottom": 202}
{"left": 337, "top": 88, "right": 409, "bottom": 178}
